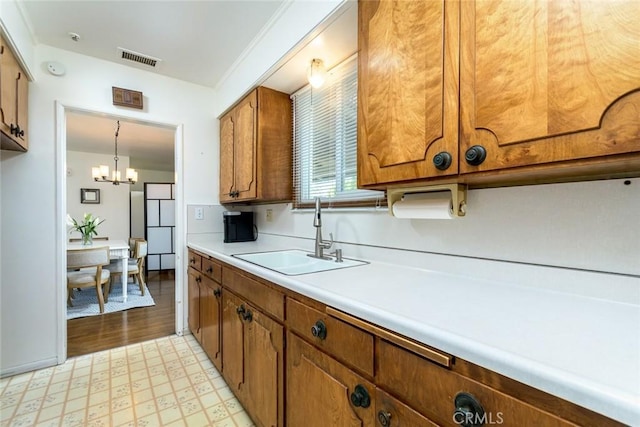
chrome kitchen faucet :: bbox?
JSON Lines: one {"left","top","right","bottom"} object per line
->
{"left": 309, "top": 197, "right": 333, "bottom": 260}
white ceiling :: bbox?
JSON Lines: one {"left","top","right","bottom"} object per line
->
{"left": 19, "top": 0, "right": 357, "bottom": 171}
{"left": 20, "top": 0, "right": 286, "bottom": 89}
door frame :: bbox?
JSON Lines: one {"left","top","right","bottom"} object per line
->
{"left": 54, "top": 101, "right": 185, "bottom": 362}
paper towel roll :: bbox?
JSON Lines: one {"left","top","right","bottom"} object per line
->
{"left": 391, "top": 191, "right": 453, "bottom": 219}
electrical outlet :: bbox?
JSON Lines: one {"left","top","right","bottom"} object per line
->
{"left": 266, "top": 209, "right": 273, "bottom": 222}
{"left": 194, "top": 207, "right": 204, "bottom": 220}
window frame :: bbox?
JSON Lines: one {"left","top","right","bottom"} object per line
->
{"left": 291, "top": 54, "right": 384, "bottom": 209}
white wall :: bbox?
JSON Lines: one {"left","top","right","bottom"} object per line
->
{"left": 66, "top": 150, "right": 130, "bottom": 241}
{"left": 1, "top": 43, "right": 217, "bottom": 376}
{"left": 130, "top": 168, "right": 175, "bottom": 192}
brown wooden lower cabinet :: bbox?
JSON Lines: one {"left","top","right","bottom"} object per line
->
{"left": 200, "top": 276, "right": 222, "bottom": 371}
{"left": 188, "top": 250, "right": 623, "bottom": 427}
{"left": 221, "top": 290, "right": 245, "bottom": 392}
{"left": 187, "top": 267, "right": 201, "bottom": 343}
{"left": 286, "top": 332, "right": 376, "bottom": 427}
{"left": 244, "top": 304, "right": 284, "bottom": 427}
{"left": 222, "top": 289, "right": 284, "bottom": 427}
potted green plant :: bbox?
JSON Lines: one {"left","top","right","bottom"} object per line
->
{"left": 67, "top": 213, "right": 105, "bottom": 245}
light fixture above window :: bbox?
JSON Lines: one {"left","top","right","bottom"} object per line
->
{"left": 307, "top": 58, "right": 326, "bottom": 88}
{"left": 91, "top": 120, "right": 138, "bottom": 185}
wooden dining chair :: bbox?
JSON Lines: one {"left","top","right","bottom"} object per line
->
{"left": 128, "top": 237, "right": 144, "bottom": 257}
{"left": 109, "top": 239, "right": 148, "bottom": 295}
{"left": 66, "top": 246, "right": 112, "bottom": 313}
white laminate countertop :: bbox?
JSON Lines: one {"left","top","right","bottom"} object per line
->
{"left": 187, "top": 234, "right": 640, "bottom": 425}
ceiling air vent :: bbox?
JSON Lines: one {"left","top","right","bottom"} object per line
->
{"left": 117, "top": 47, "right": 162, "bottom": 68}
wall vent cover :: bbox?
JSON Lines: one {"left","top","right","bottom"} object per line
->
{"left": 117, "top": 47, "right": 162, "bottom": 68}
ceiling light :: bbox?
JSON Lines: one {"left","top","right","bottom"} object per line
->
{"left": 307, "top": 58, "right": 326, "bottom": 88}
{"left": 92, "top": 121, "right": 138, "bottom": 185}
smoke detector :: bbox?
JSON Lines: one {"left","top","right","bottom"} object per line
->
{"left": 117, "top": 47, "right": 162, "bottom": 68}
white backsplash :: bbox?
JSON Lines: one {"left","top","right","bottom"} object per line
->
{"left": 189, "top": 178, "right": 640, "bottom": 279}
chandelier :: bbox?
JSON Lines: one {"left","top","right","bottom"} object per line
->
{"left": 91, "top": 120, "right": 138, "bottom": 185}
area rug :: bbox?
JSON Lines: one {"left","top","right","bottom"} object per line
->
{"left": 67, "top": 281, "right": 155, "bottom": 320}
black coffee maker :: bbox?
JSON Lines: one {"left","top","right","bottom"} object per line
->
{"left": 223, "top": 211, "right": 255, "bottom": 243}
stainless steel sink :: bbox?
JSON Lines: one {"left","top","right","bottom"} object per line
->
{"left": 232, "top": 249, "right": 367, "bottom": 276}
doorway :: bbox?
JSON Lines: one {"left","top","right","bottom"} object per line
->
{"left": 56, "top": 103, "right": 184, "bottom": 360}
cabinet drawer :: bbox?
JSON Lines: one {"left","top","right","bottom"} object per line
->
{"left": 376, "top": 339, "right": 572, "bottom": 426}
{"left": 377, "top": 388, "right": 438, "bottom": 427}
{"left": 286, "top": 297, "right": 374, "bottom": 377}
{"left": 201, "top": 257, "right": 222, "bottom": 283}
{"left": 187, "top": 250, "right": 202, "bottom": 271}
{"left": 222, "top": 267, "right": 284, "bottom": 321}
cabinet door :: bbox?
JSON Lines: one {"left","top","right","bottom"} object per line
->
{"left": 286, "top": 332, "right": 375, "bottom": 427}
{"left": 376, "top": 389, "right": 437, "bottom": 427}
{"left": 201, "top": 277, "right": 222, "bottom": 371}
{"left": 0, "top": 38, "right": 23, "bottom": 148}
{"left": 233, "top": 90, "right": 258, "bottom": 201}
{"left": 358, "top": 0, "right": 460, "bottom": 187}
{"left": 460, "top": 0, "right": 640, "bottom": 174}
{"left": 221, "top": 290, "right": 245, "bottom": 395}
{"left": 15, "top": 61, "right": 27, "bottom": 148}
{"left": 243, "top": 303, "right": 284, "bottom": 427}
{"left": 187, "top": 268, "right": 201, "bottom": 343}
{"left": 219, "top": 111, "right": 235, "bottom": 203}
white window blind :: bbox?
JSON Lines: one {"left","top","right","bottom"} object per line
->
{"left": 292, "top": 55, "right": 383, "bottom": 207}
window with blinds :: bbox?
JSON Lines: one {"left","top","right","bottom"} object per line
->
{"left": 292, "top": 55, "right": 383, "bottom": 208}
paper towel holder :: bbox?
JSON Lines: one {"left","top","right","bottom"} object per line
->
{"left": 387, "top": 183, "right": 467, "bottom": 217}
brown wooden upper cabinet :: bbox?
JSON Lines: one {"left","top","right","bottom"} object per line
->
{"left": 358, "top": 0, "right": 640, "bottom": 189}
{"left": 358, "top": 0, "right": 460, "bottom": 187}
{"left": 0, "top": 35, "right": 29, "bottom": 152}
{"left": 219, "top": 86, "right": 292, "bottom": 204}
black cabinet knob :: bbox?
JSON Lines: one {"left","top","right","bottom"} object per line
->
{"left": 206, "top": 266, "right": 213, "bottom": 274}
{"left": 433, "top": 151, "right": 452, "bottom": 170}
{"left": 310, "top": 320, "right": 327, "bottom": 340}
{"left": 377, "top": 410, "right": 392, "bottom": 427}
{"left": 213, "top": 288, "right": 221, "bottom": 298}
{"left": 189, "top": 257, "right": 195, "bottom": 264}
{"left": 350, "top": 384, "right": 371, "bottom": 408}
{"left": 195, "top": 276, "right": 201, "bottom": 283}
{"left": 236, "top": 304, "right": 252, "bottom": 321}
{"left": 464, "top": 145, "right": 487, "bottom": 166}
{"left": 453, "top": 392, "right": 485, "bottom": 427}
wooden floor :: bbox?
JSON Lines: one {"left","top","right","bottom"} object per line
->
{"left": 67, "top": 270, "right": 176, "bottom": 358}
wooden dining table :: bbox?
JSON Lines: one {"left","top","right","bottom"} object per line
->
{"left": 67, "top": 239, "right": 131, "bottom": 302}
